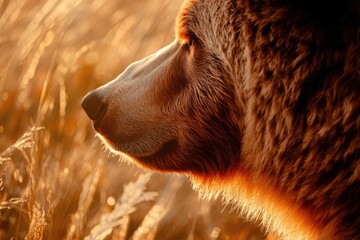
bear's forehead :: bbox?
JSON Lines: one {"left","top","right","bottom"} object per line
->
{"left": 176, "top": 0, "right": 199, "bottom": 39}
{"left": 176, "top": 0, "right": 221, "bottom": 41}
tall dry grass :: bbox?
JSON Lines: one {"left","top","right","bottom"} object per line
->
{"left": 0, "top": 0, "right": 265, "bottom": 239}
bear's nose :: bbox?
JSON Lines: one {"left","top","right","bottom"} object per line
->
{"left": 81, "top": 91, "right": 107, "bottom": 121}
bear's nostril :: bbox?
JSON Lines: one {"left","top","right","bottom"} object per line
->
{"left": 81, "top": 91, "right": 108, "bottom": 121}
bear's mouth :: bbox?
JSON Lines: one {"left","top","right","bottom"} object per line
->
{"left": 136, "top": 139, "right": 178, "bottom": 161}
{"left": 96, "top": 130, "right": 178, "bottom": 160}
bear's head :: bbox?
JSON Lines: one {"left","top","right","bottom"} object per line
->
{"left": 82, "top": 0, "right": 244, "bottom": 178}
{"left": 82, "top": 0, "right": 360, "bottom": 238}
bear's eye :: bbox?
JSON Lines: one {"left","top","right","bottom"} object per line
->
{"left": 187, "top": 39, "right": 194, "bottom": 47}
{"left": 178, "top": 28, "right": 197, "bottom": 48}
{"left": 179, "top": 37, "right": 195, "bottom": 49}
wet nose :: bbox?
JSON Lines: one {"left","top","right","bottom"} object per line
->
{"left": 81, "top": 91, "right": 107, "bottom": 121}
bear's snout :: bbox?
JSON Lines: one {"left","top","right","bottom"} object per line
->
{"left": 81, "top": 90, "right": 108, "bottom": 122}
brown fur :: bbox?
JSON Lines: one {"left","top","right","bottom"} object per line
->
{"left": 82, "top": 0, "right": 360, "bottom": 239}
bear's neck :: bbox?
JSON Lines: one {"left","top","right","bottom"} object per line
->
{"left": 191, "top": 171, "right": 323, "bottom": 240}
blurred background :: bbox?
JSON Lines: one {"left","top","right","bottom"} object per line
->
{"left": 0, "top": 0, "right": 265, "bottom": 239}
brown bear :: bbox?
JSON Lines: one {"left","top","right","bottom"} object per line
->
{"left": 82, "top": 0, "right": 360, "bottom": 239}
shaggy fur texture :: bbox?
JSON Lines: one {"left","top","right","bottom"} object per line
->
{"left": 82, "top": 0, "right": 360, "bottom": 239}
